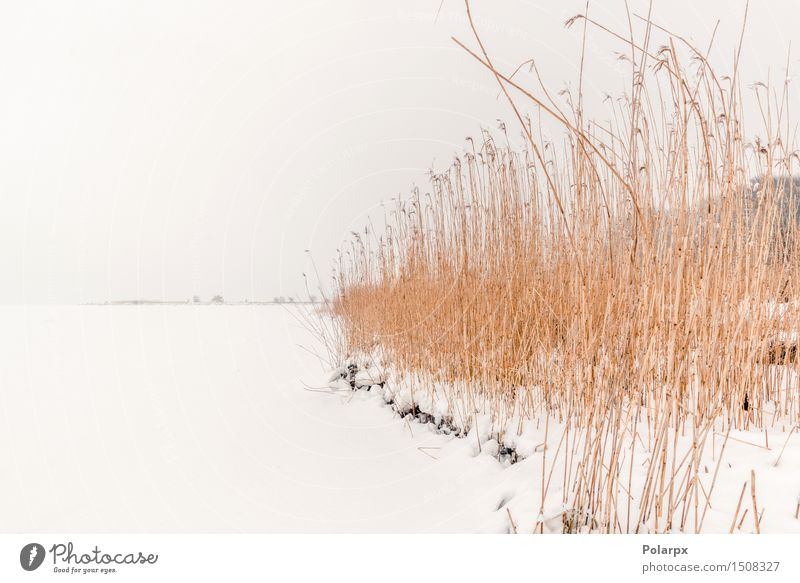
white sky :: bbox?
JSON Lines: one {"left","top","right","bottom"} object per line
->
{"left": 0, "top": 0, "right": 797, "bottom": 303}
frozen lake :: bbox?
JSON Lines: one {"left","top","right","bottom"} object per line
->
{"left": 0, "top": 305, "right": 512, "bottom": 533}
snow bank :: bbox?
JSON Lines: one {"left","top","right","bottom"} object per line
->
{"left": 327, "top": 356, "right": 800, "bottom": 534}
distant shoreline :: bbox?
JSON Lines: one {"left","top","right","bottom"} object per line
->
{"left": 79, "top": 300, "right": 321, "bottom": 306}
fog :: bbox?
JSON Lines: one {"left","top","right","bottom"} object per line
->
{"left": 0, "top": 0, "right": 797, "bottom": 303}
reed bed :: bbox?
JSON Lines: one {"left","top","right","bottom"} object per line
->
{"left": 329, "top": 4, "right": 800, "bottom": 532}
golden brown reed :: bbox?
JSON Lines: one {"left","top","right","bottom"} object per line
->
{"left": 329, "top": 3, "right": 800, "bottom": 532}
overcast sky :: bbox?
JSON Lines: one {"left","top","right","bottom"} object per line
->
{"left": 0, "top": 0, "right": 797, "bottom": 303}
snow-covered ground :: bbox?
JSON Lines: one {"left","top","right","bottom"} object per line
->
{"left": 2, "top": 305, "right": 799, "bottom": 533}
{"left": 0, "top": 305, "right": 524, "bottom": 532}
{"left": 331, "top": 358, "right": 800, "bottom": 534}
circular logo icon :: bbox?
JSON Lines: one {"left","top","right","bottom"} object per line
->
{"left": 20, "top": 543, "right": 46, "bottom": 571}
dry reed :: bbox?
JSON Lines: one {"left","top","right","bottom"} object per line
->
{"left": 328, "top": 2, "right": 800, "bottom": 532}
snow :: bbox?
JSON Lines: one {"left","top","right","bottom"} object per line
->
{"left": 2, "top": 304, "right": 799, "bottom": 533}
{"left": 0, "top": 305, "right": 514, "bottom": 532}
{"left": 334, "top": 354, "right": 800, "bottom": 534}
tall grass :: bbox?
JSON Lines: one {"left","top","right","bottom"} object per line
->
{"left": 331, "top": 3, "right": 800, "bottom": 532}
